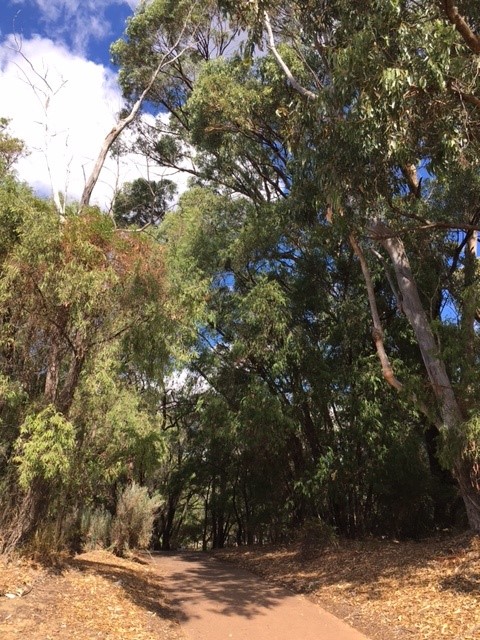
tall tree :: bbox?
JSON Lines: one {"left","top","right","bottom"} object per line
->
{"left": 112, "top": 0, "right": 480, "bottom": 530}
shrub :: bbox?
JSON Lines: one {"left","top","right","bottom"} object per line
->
{"left": 111, "top": 483, "right": 162, "bottom": 555}
{"left": 297, "top": 517, "right": 338, "bottom": 558}
{"left": 81, "top": 507, "right": 112, "bottom": 550}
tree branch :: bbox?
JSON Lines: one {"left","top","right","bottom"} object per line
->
{"left": 442, "top": 0, "right": 480, "bottom": 54}
{"left": 401, "top": 163, "right": 422, "bottom": 198}
{"left": 349, "top": 234, "right": 403, "bottom": 391}
{"left": 79, "top": 17, "right": 195, "bottom": 210}
{"left": 450, "top": 83, "right": 480, "bottom": 109}
{"left": 263, "top": 11, "right": 317, "bottom": 101}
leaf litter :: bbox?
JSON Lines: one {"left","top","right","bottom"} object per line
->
{"left": 1, "top": 534, "right": 479, "bottom": 640}
{"left": 0, "top": 550, "right": 183, "bottom": 640}
{"left": 216, "top": 532, "right": 480, "bottom": 640}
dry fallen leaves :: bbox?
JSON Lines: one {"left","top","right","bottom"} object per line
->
{"left": 216, "top": 532, "right": 480, "bottom": 640}
{"left": 0, "top": 550, "right": 183, "bottom": 640}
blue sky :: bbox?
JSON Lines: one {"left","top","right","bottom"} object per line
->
{"left": 1, "top": 0, "right": 135, "bottom": 62}
{"left": 0, "top": 1, "right": 185, "bottom": 208}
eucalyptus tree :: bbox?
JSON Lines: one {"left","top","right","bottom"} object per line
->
{"left": 224, "top": 0, "right": 480, "bottom": 529}
{"left": 111, "top": 0, "right": 480, "bottom": 531}
{"left": 0, "top": 181, "right": 173, "bottom": 549}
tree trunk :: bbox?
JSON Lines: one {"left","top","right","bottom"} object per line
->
{"left": 161, "top": 496, "right": 177, "bottom": 551}
{"left": 461, "top": 230, "right": 477, "bottom": 400}
{"left": 56, "top": 352, "right": 86, "bottom": 416}
{"left": 370, "top": 221, "right": 480, "bottom": 531}
{"left": 454, "top": 456, "right": 480, "bottom": 531}
{"left": 44, "top": 341, "right": 60, "bottom": 404}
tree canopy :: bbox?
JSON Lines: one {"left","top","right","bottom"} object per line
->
{"left": 1, "top": 0, "right": 480, "bottom": 553}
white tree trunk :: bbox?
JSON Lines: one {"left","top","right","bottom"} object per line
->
{"left": 370, "top": 221, "right": 480, "bottom": 531}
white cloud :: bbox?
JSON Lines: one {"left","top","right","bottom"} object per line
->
{"left": 0, "top": 34, "right": 184, "bottom": 209}
{"left": 9, "top": 0, "right": 134, "bottom": 54}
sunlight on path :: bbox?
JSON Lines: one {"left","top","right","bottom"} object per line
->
{"left": 152, "top": 552, "right": 371, "bottom": 640}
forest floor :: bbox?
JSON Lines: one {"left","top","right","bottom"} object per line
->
{"left": 0, "top": 532, "right": 478, "bottom": 640}
{"left": 0, "top": 550, "right": 183, "bottom": 640}
{"left": 216, "top": 532, "right": 480, "bottom": 640}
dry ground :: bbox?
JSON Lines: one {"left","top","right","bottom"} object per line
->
{"left": 0, "top": 533, "right": 479, "bottom": 640}
{"left": 216, "top": 532, "right": 480, "bottom": 640}
{"left": 0, "top": 550, "right": 183, "bottom": 640}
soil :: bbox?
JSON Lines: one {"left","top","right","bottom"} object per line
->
{"left": 0, "top": 532, "right": 479, "bottom": 640}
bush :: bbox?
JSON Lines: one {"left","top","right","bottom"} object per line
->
{"left": 22, "top": 521, "right": 66, "bottom": 564}
{"left": 81, "top": 507, "right": 112, "bottom": 550}
{"left": 297, "top": 518, "right": 338, "bottom": 558}
{"left": 111, "top": 483, "right": 162, "bottom": 555}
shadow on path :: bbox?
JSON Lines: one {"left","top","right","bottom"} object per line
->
{"left": 149, "top": 551, "right": 369, "bottom": 640}
{"left": 151, "top": 551, "right": 293, "bottom": 620}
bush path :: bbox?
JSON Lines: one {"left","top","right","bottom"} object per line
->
{"left": 153, "top": 551, "right": 370, "bottom": 640}
{"left": 2, "top": 533, "right": 479, "bottom": 640}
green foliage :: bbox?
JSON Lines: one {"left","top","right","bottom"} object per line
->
{"left": 4, "top": 0, "right": 480, "bottom": 551}
{"left": 0, "top": 117, "right": 25, "bottom": 178}
{"left": 113, "top": 178, "right": 176, "bottom": 228}
{"left": 111, "top": 483, "right": 162, "bottom": 554}
{"left": 15, "top": 406, "right": 75, "bottom": 490}
{"left": 68, "top": 344, "right": 166, "bottom": 495}
{"left": 110, "top": 0, "right": 223, "bottom": 104}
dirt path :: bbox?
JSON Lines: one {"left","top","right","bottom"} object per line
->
{"left": 152, "top": 552, "right": 371, "bottom": 640}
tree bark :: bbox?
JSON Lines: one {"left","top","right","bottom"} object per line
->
{"left": 371, "top": 222, "right": 463, "bottom": 428}
{"left": 442, "top": 0, "right": 480, "bottom": 54}
{"left": 370, "top": 221, "right": 480, "bottom": 531}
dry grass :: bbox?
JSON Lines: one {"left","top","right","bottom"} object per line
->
{"left": 216, "top": 532, "right": 480, "bottom": 640}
